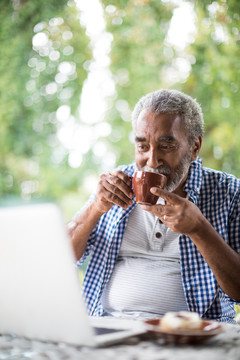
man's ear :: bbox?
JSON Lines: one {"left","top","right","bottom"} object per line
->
{"left": 190, "top": 136, "right": 202, "bottom": 161}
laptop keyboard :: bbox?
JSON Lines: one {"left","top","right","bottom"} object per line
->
{"left": 94, "top": 327, "right": 124, "bottom": 335}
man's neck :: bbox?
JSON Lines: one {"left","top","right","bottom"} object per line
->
{"left": 173, "top": 187, "right": 188, "bottom": 198}
{"left": 172, "top": 173, "right": 189, "bottom": 198}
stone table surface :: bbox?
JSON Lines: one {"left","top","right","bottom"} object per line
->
{"left": 0, "top": 322, "right": 240, "bottom": 360}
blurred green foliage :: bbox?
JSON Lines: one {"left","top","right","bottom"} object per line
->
{"left": 1, "top": 0, "right": 240, "bottom": 219}
{"left": 182, "top": 1, "right": 240, "bottom": 173}
{"left": 235, "top": 304, "right": 240, "bottom": 323}
{"left": 0, "top": 0, "right": 91, "bottom": 218}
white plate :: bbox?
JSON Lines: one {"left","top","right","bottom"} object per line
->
{"left": 144, "top": 319, "right": 223, "bottom": 344}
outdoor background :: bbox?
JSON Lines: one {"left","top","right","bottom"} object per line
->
{"left": 1, "top": 0, "right": 240, "bottom": 222}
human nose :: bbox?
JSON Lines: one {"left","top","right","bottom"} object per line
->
{"left": 146, "top": 148, "right": 163, "bottom": 169}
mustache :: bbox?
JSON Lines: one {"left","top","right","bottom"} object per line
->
{"left": 142, "top": 165, "right": 171, "bottom": 176}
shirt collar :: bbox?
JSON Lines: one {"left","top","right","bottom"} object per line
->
{"left": 183, "top": 157, "right": 203, "bottom": 204}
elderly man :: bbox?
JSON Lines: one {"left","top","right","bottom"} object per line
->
{"left": 68, "top": 89, "right": 240, "bottom": 322}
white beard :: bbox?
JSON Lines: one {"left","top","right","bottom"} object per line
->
{"left": 140, "top": 152, "right": 191, "bottom": 192}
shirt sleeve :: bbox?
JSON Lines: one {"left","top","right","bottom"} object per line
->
{"left": 73, "top": 193, "right": 100, "bottom": 266}
{"left": 228, "top": 187, "right": 240, "bottom": 254}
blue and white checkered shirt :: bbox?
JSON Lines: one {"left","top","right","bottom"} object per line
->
{"left": 76, "top": 157, "right": 240, "bottom": 322}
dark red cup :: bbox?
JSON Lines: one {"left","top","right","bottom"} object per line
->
{"left": 132, "top": 171, "right": 166, "bottom": 205}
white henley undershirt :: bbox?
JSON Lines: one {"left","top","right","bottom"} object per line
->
{"left": 101, "top": 198, "right": 188, "bottom": 318}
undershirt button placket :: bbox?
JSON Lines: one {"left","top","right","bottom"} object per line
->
{"left": 155, "top": 232, "right": 162, "bottom": 239}
{"left": 149, "top": 217, "right": 166, "bottom": 252}
{"left": 153, "top": 231, "right": 163, "bottom": 251}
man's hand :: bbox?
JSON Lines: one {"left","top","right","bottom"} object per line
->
{"left": 94, "top": 170, "right": 134, "bottom": 215}
{"left": 140, "top": 187, "right": 204, "bottom": 236}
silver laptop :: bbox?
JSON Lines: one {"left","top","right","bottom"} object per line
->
{"left": 0, "top": 203, "right": 146, "bottom": 347}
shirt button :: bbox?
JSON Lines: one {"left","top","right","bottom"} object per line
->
{"left": 155, "top": 232, "right": 162, "bottom": 239}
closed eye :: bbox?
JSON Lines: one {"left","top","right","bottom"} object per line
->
{"left": 136, "top": 143, "right": 148, "bottom": 151}
{"left": 160, "top": 144, "right": 177, "bottom": 150}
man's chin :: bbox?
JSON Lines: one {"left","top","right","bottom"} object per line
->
{"left": 165, "top": 178, "right": 182, "bottom": 192}
{"left": 165, "top": 184, "right": 175, "bottom": 192}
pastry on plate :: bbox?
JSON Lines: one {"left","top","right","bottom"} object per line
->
{"left": 160, "top": 311, "right": 203, "bottom": 332}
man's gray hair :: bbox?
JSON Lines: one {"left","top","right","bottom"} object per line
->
{"left": 132, "top": 89, "right": 204, "bottom": 144}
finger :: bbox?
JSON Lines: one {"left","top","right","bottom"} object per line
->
{"left": 100, "top": 172, "right": 133, "bottom": 199}
{"left": 97, "top": 185, "right": 132, "bottom": 209}
{"left": 106, "top": 192, "right": 133, "bottom": 209}
{"left": 140, "top": 203, "right": 174, "bottom": 219}
{"left": 110, "top": 170, "right": 132, "bottom": 187}
{"left": 140, "top": 203, "right": 165, "bottom": 215}
{"left": 108, "top": 171, "right": 133, "bottom": 198}
{"left": 103, "top": 181, "right": 133, "bottom": 206}
{"left": 150, "top": 187, "right": 182, "bottom": 205}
